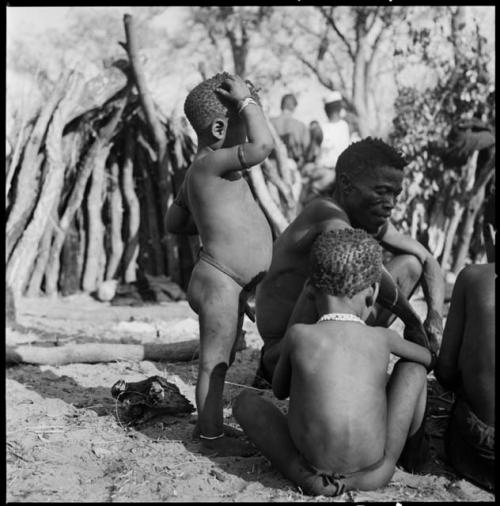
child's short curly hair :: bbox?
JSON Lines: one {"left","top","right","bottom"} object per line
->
{"left": 184, "top": 72, "right": 232, "bottom": 136}
{"left": 184, "top": 72, "right": 261, "bottom": 137}
{"left": 336, "top": 137, "right": 407, "bottom": 180}
{"left": 310, "top": 228, "right": 383, "bottom": 298}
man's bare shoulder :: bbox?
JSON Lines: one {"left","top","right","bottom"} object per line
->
{"left": 458, "top": 263, "right": 495, "bottom": 287}
{"left": 304, "top": 198, "right": 350, "bottom": 224}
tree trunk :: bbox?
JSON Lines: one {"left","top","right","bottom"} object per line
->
{"left": 6, "top": 72, "right": 84, "bottom": 297}
{"left": 121, "top": 129, "right": 141, "bottom": 283}
{"left": 105, "top": 159, "right": 124, "bottom": 280}
{"left": 81, "top": 147, "right": 109, "bottom": 293}
{"left": 44, "top": 93, "right": 129, "bottom": 295}
{"left": 6, "top": 71, "right": 71, "bottom": 260}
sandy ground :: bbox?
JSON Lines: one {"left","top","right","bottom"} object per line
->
{"left": 6, "top": 293, "right": 494, "bottom": 502}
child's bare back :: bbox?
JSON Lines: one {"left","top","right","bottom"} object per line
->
{"left": 234, "top": 229, "right": 434, "bottom": 496}
{"left": 286, "top": 321, "right": 391, "bottom": 473}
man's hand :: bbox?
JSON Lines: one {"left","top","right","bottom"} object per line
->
{"left": 423, "top": 309, "right": 443, "bottom": 354}
{"left": 215, "top": 74, "right": 252, "bottom": 104}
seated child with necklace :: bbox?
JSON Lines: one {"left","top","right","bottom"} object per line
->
{"left": 233, "top": 228, "right": 435, "bottom": 496}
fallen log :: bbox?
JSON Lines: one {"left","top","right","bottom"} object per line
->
{"left": 6, "top": 334, "right": 247, "bottom": 366}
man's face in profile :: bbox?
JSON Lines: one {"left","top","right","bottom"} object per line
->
{"left": 345, "top": 165, "right": 403, "bottom": 234}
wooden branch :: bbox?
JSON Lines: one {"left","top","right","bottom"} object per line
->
{"left": 6, "top": 72, "right": 85, "bottom": 297}
{"left": 318, "top": 6, "right": 355, "bottom": 60}
{"left": 123, "top": 14, "right": 166, "bottom": 158}
{"left": 105, "top": 159, "right": 124, "bottom": 280}
{"left": 44, "top": 93, "right": 129, "bottom": 295}
{"left": 248, "top": 165, "right": 289, "bottom": 236}
{"left": 6, "top": 71, "right": 70, "bottom": 260}
{"left": 121, "top": 128, "right": 140, "bottom": 283}
{"left": 291, "top": 48, "right": 334, "bottom": 90}
{"left": 6, "top": 336, "right": 246, "bottom": 366}
{"left": 123, "top": 13, "right": 179, "bottom": 282}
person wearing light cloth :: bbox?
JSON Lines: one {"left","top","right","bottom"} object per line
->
{"left": 234, "top": 228, "right": 434, "bottom": 497}
{"left": 166, "top": 72, "right": 274, "bottom": 456}
{"left": 435, "top": 189, "right": 495, "bottom": 492}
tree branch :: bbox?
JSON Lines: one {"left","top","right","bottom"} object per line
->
{"left": 318, "top": 6, "right": 355, "bottom": 60}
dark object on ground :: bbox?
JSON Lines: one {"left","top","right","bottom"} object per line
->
{"left": 111, "top": 375, "right": 195, "bottom": 425}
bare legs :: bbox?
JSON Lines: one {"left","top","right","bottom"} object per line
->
{"left": 188, "top": 260, "right": 253, "bottom": 456}
{"left": 233, "top": 360, "right": 428, "bottom": 496}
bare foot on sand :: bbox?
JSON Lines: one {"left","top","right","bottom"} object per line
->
{"left": 192, "top": 424, "right": 257, "bottom": 457}
{"left": 198, "top": 435, "right": 258, "bottom": 457}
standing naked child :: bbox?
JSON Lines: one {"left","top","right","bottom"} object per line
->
{"left": 166, "top": 72, "right": 274, "bottom": 456}
{"left": 234, "top": 229, "right": 435, "bottom": 496}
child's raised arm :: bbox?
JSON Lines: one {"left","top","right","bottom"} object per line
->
{"left": 208, "top": 75, "right": 274, "bottom": 175}
{"left": 385, "top": 328, "right": 435, "bottom": 372}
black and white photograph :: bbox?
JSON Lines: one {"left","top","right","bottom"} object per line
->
{"left": 5, "top": 5, "right": 495, "bottom": 502}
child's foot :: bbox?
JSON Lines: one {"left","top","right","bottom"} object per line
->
{"left": 198, "top": 435, "right": 258, "bottom": 457}
{"left": 192, "top": 423, "right": 243, "bottom": 440}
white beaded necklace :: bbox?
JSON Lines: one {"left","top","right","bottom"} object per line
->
{"left": 317, "top": 312, "right": 366, "bottom": 325}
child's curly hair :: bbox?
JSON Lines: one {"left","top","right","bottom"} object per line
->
{"left": 184, "top": 72, "right": 261, "bottom": 136}
{"left": 184, "top": 72, "right": 232, "bottom": 136}
{"left": 336, "top": 137, "right": 407, "bottom": 180}
{"left": 310, "top": 228, "right": 383, "bottom": 298}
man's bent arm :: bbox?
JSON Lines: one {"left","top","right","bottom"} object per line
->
{"left": 380, "top": 222, "right": 445, "bottom": 346}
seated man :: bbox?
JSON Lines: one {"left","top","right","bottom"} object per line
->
{"left": 254, "top": 137, "right": 444, "bottom": 385}
{"left": 435, "top": 190, "right": 495, "bottom": 492}
{"left": 234, "top": 229, "right": 435, "bottom": 497}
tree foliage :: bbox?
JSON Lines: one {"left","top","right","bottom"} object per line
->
{"left": 389, "top": 9, "right": 495, "bottom": 270}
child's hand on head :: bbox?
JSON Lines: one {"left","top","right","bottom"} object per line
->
{"left": 216, "top": 75, "right": 251, "bottom": 104}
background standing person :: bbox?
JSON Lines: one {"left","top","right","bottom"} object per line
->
{"left": 435, "top": 189, "right": 495, "bottom": 492}
{"left": 316, "top": 91, "right": 351, "bottom": 182}
{"left": 271, "top": 93, "right": 310, "bottom": 170}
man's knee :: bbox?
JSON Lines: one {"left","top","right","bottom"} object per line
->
{"left": 401, "top": 254, "right": 423, "bottom": 286}
{"left": 232, "top": 391, "right": 259, "bottom": 422}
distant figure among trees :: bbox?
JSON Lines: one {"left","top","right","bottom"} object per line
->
{"left": 271, "top": 93, "right": 310, "bottom": 170}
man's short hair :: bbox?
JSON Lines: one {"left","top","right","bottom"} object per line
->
{"left": 281, "top": 93, "right": 298, "bottom": 111}
{"left": 310, "top": 228, "right": 383, "bottom": 298}
{"left": 184, "top": 72, "right": 232, "bottom": 136}
{"left": 336, "top": 137, "right": 407, "bottom": 180}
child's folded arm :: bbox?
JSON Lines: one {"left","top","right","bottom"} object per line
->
{"left": 386, "top": 328, "right": 433, "bottom": 370}
{"left": 272, "top": 329, "right": 294, "bottom": 400}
